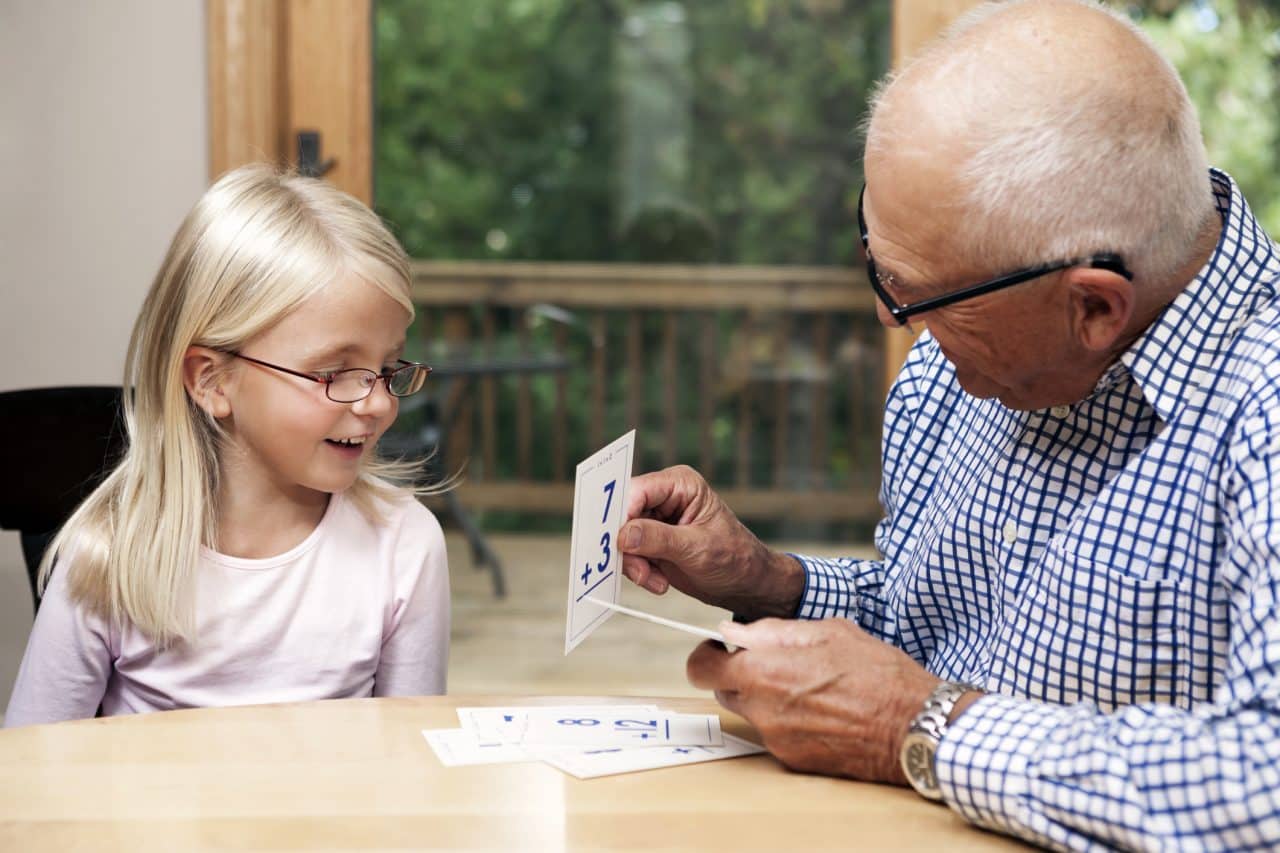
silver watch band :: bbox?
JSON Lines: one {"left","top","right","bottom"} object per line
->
{"left": 901, "top": 680, "right": 981, "bottom": 801}
{"left": 915, "top": 680, "right": 973, "bottom": 740}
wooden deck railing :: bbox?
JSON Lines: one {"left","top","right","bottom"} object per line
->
{"left": 407, "top": 261, "right": 885, "bottom": 524}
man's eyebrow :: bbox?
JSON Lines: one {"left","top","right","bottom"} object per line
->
{"left": 871, "top": 257, "right": 919, "bottom": 295}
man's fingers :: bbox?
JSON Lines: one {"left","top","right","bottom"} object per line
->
{"left": 624, "top": 469, "right": 680, "bottom": 519}
{"left": 619, "top": 517, "right": 699, "bottom": 565}
{"left": 713, "top": 689, "right": 743, "bottom": 717}
{"left": 686, "top": 638, "right": 737, "bottom": 691}
{"left": 624, "top": 465, "right": 706, "bottom": 521}
{"left": 621, "top": 555, "right": 649, "bottom": 586}
{"left": 723, "top": 617, "right": 822, "bottom": 649}
{"left": 719, "top": 620, "right": 751, "bottom": 648}
{"left": 621, "top": 554, "right": 669, "bottom": 594}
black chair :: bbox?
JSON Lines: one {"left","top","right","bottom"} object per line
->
{"left": 0, "top": 386, "right": 127, "bottom": 611}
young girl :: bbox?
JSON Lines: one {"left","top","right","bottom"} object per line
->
{"left": 5, "top": 164, "right": 449, "bottom": 726}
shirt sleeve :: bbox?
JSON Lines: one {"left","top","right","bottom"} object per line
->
{"left": 373, "top": 500, "right": 450, "bottom": 697}
{"left": 791, "top": 553, "right": 890, "bottom": 642}
{"left": 790, "top": 332, "right": 939, "bottom": 641}
{"left": 933, "top": 382, "right": 1280, "bottom": 850}
{"left": 4, "top": 559, "right": 113, "bottom": 727}
{"left": 937, "top": 691, "right": 1280, "bottom": 850}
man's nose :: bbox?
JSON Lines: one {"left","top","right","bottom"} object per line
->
{"left": 874, "top": 300, "right": 898, "bottom": 329}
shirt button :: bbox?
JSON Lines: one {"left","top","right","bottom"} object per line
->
{"left": 1050, "top": 404, "right": 1071, "bottom": 418}
{"left": 1002, "top": 521, "right": 1018, "bottom": 544}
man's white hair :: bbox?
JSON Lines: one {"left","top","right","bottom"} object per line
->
{"left": 864, "top": 0, "right": 1214, "bottom": 285}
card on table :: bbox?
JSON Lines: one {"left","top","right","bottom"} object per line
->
{"left": 421, "top": 728, "right": 538, "bottom": 766}
{"left": 456, "top": 704, "right": 659, "bottom": 746}
{"left": 535, "top": 733, "right": 767, "bottom": 780}
{"left": 564, "top": 429, "right": 636, "bottom": 654}
{"left": 519, "top": 709, "right": 723, "bottom": 748}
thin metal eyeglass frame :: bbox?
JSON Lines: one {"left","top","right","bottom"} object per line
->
{"left": 857, "top": 185, "right": 1134, "bottom": 326}
{"left": 226, "top": 351, "right": 432, "bottom": 402}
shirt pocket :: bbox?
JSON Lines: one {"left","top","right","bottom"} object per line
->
{"left": 989, "top": 546, "right": 1190, "bottom": 712}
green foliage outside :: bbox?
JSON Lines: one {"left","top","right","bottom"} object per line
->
{"left": 375, "top": 0, "right": 891, "bottom": 265}
{"left": 374, "top": 0, "right": 1280, "bottom": 536}
{"left": 374, "top": 0, "right": 892, "bottom": 538}
{"left": 1136, "top": 0, "right": 1280, "bottom": 236}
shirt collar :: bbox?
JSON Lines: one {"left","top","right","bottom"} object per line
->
{"left": 1110, "top": 169, "right": 1280, "bottom": 424}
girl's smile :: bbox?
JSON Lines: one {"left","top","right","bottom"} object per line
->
{"left": 215, "top": 270, "right": 412, "bottom": 532}
{"left": 325, "top": 433, "right": 371, "bottom": 460}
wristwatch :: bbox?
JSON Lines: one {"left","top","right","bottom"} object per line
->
{"left": 900, "top": 680, "right": 981, "bottom": 802}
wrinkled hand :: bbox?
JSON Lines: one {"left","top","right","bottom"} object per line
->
{"left": 688, "top": 618, "right": 940, "bottom": 784}
{"left": 619, "top": 465, "right": 803, "bottom": 618}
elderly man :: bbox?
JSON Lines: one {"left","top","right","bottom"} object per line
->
{"left": 618, "top": 0, "right": 1280, "bottom": 848}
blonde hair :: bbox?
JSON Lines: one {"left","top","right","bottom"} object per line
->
{"left": 864, "top": 0, "right": 1214, "bottom": 286}
{"left": 41, "top": 164, "right": 427, "bottom": 646}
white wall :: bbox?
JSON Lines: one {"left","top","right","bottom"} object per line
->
{"left": 0, "top": 0, "right": 207, "bottom": 713}
{"left": 0, "top": 0, "right": 207, "bottom": 390}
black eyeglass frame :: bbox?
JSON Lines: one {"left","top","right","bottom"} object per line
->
{"left": 857, "top": 185, "right": 1134, "bottom": 326}
{"left": 226, "top": 351, "right": 432, "bottom": 403}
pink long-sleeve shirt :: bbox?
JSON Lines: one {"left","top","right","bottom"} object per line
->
{"left": 4, "top": 490, "right": 449, "bottom": 727}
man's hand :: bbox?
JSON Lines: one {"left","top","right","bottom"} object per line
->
{"left": 619, "top": 465, "right": 804, "bottom": 619}
{"left": 687, "top": 618, "right": 941, "bottom": 784}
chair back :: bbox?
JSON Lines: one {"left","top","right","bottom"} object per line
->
{"left": 0, "top": 386, "right": 127, "bottom": 607}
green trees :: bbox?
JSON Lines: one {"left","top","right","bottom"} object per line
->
{"left": 373, "top": 0, "right": 1280, "bottom": 535}
{"left": 1138, "top": 0, "right": 1280, "bottom": 235}
{"left": 375, "top": 0, "right": 891, "bottom": 265}
{"left": 375, "top": 1, "right": 1279, "bottom": 262}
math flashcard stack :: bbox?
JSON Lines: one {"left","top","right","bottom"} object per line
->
{"left": 421, "top": 703, "right": 765, "bottom": 779}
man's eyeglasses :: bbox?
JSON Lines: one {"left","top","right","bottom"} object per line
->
{"left": 227, "top": 351, "right": 431, "bottom": 403}
{"left": 857, "top": 184, "right": 1134, "bottom": 326}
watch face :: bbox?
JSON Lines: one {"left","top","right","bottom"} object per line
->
{"left": 901, "top": 732, "right": 941, "bottom": 799}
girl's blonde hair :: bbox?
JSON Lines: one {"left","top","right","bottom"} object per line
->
{"left": 41, "top": 164, "right": 425, "bottom": 646}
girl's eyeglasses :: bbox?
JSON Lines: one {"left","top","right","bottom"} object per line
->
{"left": 226, "top": 351, "right": 431, "bottom": 403}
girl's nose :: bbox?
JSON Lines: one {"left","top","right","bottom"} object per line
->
{"left": 352, "top": 380, "right": 397, "bottom": 418}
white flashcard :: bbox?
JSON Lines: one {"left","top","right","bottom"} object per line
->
{"left": 520, "top": 710, "right": 723, "bottom": 748}
{"left": 421, "top": 728, "right": 537, "bottom": 766}
{"left": 565, "top": 429, "right": 636, "bottom": 654}
{"left": 456, "top": 704, "right": 659, "bottom": 746}
{"left": 536, "top": 733, "right": 767, "bottom": 779}
{"left": 586, "top": 596, "right": 735, "bottom": 646}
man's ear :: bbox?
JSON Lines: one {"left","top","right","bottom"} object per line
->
{"left": 182, "top": 346, "right": 234, "bottom": 418}
{"left": 1065, "top": 268, "right": 1135, "bottom": 353}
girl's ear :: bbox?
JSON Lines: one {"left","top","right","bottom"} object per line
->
{"left": 182, "top": 346, "right": 234, "bottom": 418}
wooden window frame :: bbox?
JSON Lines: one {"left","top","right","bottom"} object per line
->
{"left": 206, "top": 0, "right": 981, "bottom": 388}
{"left": 207, "top": 0, "right": 372, "bottom": 204}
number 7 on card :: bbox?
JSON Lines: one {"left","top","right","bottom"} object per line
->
{"left": 564, "top": 430, "right": 636, "bottom": 654}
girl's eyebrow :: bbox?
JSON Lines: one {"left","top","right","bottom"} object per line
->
{"left": 303, "top": 340, "right": 407, "bottom": 363}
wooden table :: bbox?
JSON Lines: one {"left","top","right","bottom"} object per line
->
{"left": 0, "top": 695, "right": 1026, "bottom": 851}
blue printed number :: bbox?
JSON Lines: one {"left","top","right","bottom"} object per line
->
{"left": 616, "top": 719, "right": 658, "bottom": 739}
{"left": 614, "top": 719, "right": 658, "bottom": 731}
{"left": 581, "top": 479, "right": 617, "bottom": 587}
{"left": 558, "top": 718, "right": 601, "bottom": 727}
{"left": 597, "top": 531, "right": 611, "bottom": 571}
{"left": 601, "top": 479, "right": 616, "bottom": 523}
{"left": 581, "top": 532, "right": 612, "bottom": 585}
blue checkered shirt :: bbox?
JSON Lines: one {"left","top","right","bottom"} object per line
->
{"left": 795, "top": 171, "right": 1280, "bottom": 850}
